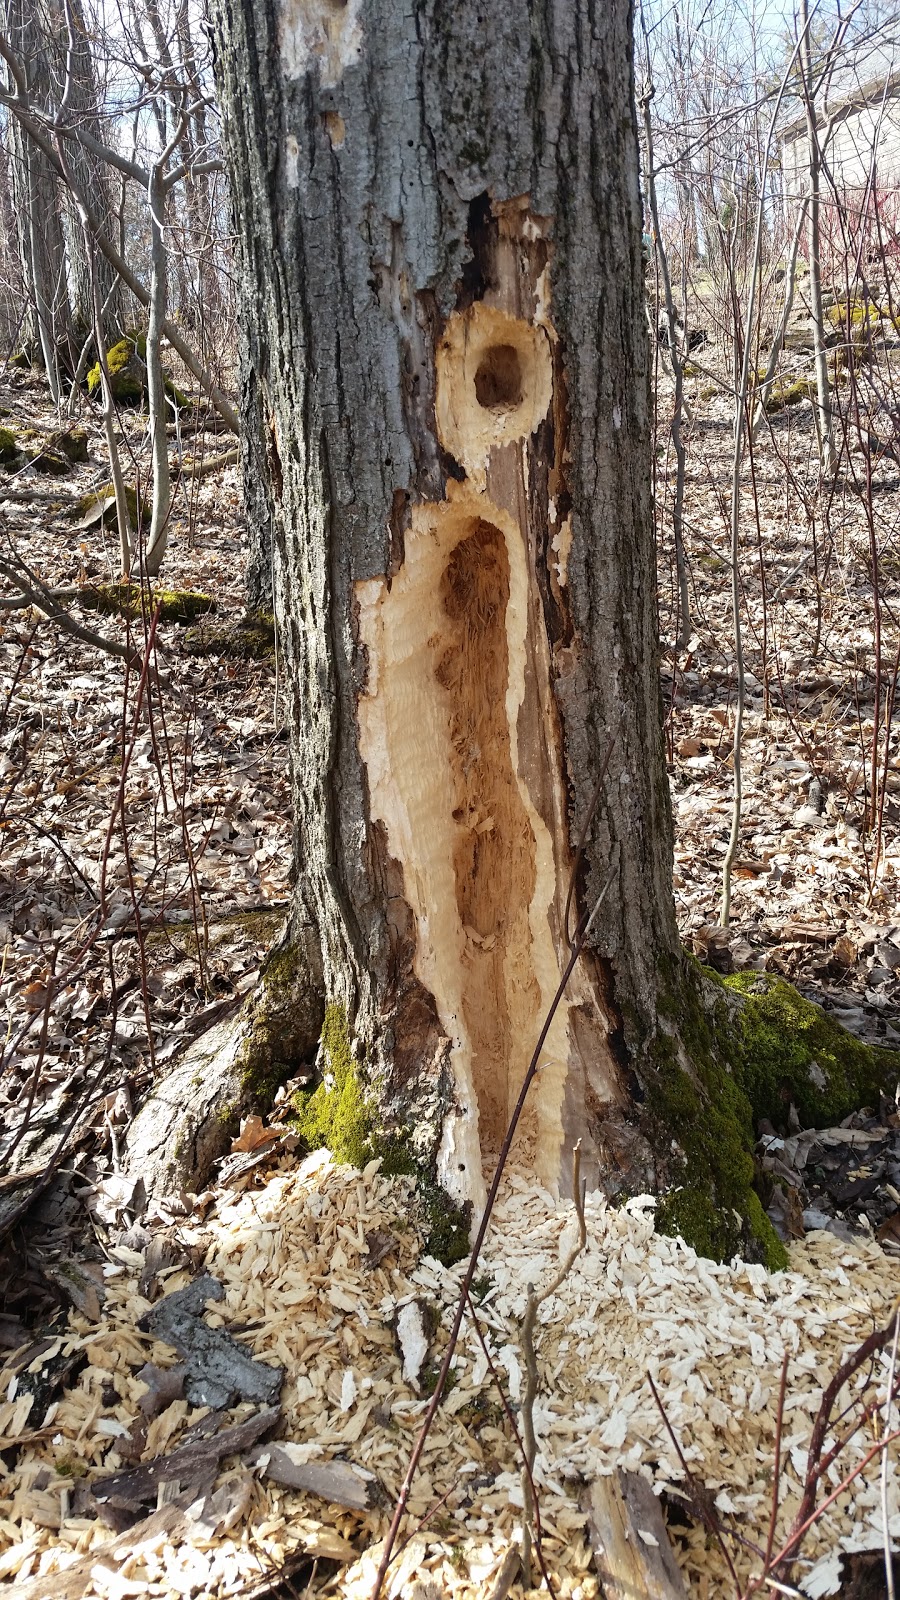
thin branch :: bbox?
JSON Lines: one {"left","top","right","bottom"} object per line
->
{"left": 519, "top": 1141, "right": 587, "bottom": 1586}
{"left": 0, "top": 554, "right": 143, "bottom": 667}
{"left": 371, "top": 849, "right": 619, "bottom": 1600}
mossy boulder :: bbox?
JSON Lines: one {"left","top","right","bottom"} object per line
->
{"left": 79, "top": 583, "right": 215, "bottom": 624}
{"left": 722, "top": 972, "right": 899, "bottom": 1131}
{"left": 76, "top": 482, "right": 149, "bottom": 534}
{"left": 87, "top": 334, "right": 190, "bottom": 410}
{"left": 761, "top": 374, "right": 816, "bottom": 413}
{"left": 29, "top": 446, "right": 71, "bottom": 476}
{"left": 183, "top": 611, "right": 276, "bottom": 660}
{"left": 47, "top": 427, "right": 89, "bottom": 463}
{"left": 0, "top": 427, "right": 18, "bottom": 465}
{"left": 87, "top": 337, "right": 145, "bottom": 403}
{"left": 826, "top": 299, "right": 877, "bottom": 360}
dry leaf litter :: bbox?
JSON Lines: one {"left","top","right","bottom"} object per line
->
{"left": 1, "top": 1148, "right": 898, "bottom": 1598}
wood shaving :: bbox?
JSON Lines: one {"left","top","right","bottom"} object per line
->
{"left": 1, "top": 1150, "right": 898, "bottom": 1596}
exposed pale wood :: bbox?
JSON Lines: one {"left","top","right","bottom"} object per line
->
{"left": 486, "top": 1546, "right": 522, "bottom": 1600}
{"left": 255, "top": 1445, "right": 371, "bottom": 1510}
{"left": 583, "top": 1471, "right": 688, "bottom": 1600}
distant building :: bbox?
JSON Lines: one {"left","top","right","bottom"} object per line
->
{"left": 780, "top": 34, "right": 900, "bottom": 207}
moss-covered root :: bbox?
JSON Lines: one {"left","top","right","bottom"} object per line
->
{"left": 723, "top": 972, "right": 900, "bottom": 1130}
{"left": 650, "top": 968, "right": 900, "bottom": 1271}
{"left": 183, "top": 611, "right": 275, "bottom": 659}
{"left": 291, "top": 1002, "right": 472, "bottom": 1266}
{"left": 0, "top": 426, "right": 19, "bottom": 465}
{"left": 79, "top": 584, "right": 214, "bottom": 624}
{"left": 292, "top": 1002, "right": 373, "bottom": 1167}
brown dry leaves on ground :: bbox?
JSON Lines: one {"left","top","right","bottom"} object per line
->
{"left": 0, "top": 368, "right": 293, "bottom": 1242}
{"left": 658, "top": 358, "right": 900, "bottom": 1045}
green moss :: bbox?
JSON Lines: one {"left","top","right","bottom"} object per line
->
{"left": 0, "top": 426, "right": 18, "bottom": 464}
{"left": 761, "top": 375, "right": 816, "bottom": 413}
{"left": 47, "top": 427, "right": 89, "bottom": 463}
{"left": 292, "top": 1002, "right": 372, "bottom": 1167}
{"left": 79, "top": 583, "right": 214, "bottom": 623}
{"left": 164, "top": 377, "right": 190, "bottom": 409}
{"left": 420, "top": 1360, "right": 458, "bottom": 1398}
{"left": 183, "top": 612, "right": 276, "bottom": 660}
{"left": 418, "top": 1177, "right": 471, "bottom": 1267}
{"left": 827, "top": 299, "right": 876, "bottom": 331}
{"left": 646, "top": 961, "right": 788, "bottom": 1271}
{"left": 290, "top": 1003, "right": 472, "bottom": 1266}
{"left": 236, "top": 944, "right": 316, "bottom": 1102}
{"left": 651, "top": 966, "right": 900, "bottom": 1268}
{"left": 722, "top": 972, "right": 899, "bottom": 1131}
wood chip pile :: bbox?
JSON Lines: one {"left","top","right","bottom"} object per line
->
{"left": 2, "top": 1149, "right": 898, "bottom": 1598}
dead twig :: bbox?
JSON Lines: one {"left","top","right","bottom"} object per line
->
{"left": 520, "top": 1140, "right": 587, "bottom": 1585}
{"left": 370, "top": 761, "right": 619, "bottom": 1600}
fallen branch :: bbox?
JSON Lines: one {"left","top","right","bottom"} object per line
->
{"left": 0, "top": 554, "right": 143, "bottom": 667}
{"left": 175, "top": 446, "right": 240, "bottom": 481}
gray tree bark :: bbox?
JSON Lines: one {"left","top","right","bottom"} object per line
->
{"left": 3, "top": 0, "right": 124, "bottom": 370}
{"left": 4, "top": 0, "right": 70, "bottom": 386}
{"left": 54, "top": 0, "right": 126, "bottom": 347}
{"left": 207, "top": 0, "right": 771, "bottom": 1261}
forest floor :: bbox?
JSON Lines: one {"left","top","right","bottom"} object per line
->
{"left": 0, "top": 358, "right": 899, "bottom": 1598}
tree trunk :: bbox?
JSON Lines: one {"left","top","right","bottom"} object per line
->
{"left": 53, "top": 0, "right": 126, "bottom": 348}
{"left": 800, "top": 0, "right": 836, "bottom": 479}
{"left": 4, "top": 0, "right": 71, "bottom": 388}
{"left": 208, "top": 0, "right": 779, "bottom": 1263}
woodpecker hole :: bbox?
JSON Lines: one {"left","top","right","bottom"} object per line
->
{"left": 474, "top": 343, "right": 524, "bottom": 411}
